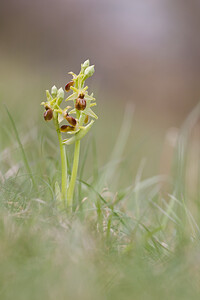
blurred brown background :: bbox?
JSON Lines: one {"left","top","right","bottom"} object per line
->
{"left": 1, "top": 0, "right": 200, "bottom": 118}
{"left": 0, "top": 0, "right": 200, "bottom": 181}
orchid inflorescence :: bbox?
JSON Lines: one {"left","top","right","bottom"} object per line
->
{"left": 41, "top": 60, "right": 97, "bottom": 210}
{"left": 41, "top": 60, "right": 97, "bottom": 145}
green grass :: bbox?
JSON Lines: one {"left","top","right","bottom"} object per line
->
{"left": 0, "top": 94, "right": 200, "bottom": 299}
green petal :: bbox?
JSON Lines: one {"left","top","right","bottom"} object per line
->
{"left": 65, "top": 93, "right": 77, "bottom": 102}
{"left": 71, "top": 86, "right": 79, "bottom": 93}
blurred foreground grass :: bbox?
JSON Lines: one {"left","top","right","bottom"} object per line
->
{"left": 0, "top": 60, "right": 200, "bottom": 299}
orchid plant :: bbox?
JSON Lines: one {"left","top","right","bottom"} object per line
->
{"left": 41, "top": 60, "right": 97, "bottom": 210}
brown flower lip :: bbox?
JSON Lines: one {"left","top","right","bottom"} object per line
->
{"left": 44, "top": 108, "right": 53, "bottom": 121}
{"left": 75, "top": 98, "right": 86, "bottom": 110}
{"left": 65, "top": 113, "right": 77, "bottom": 126}
{"left": 65, "top": 81, "right": 74, "bottom": 92}
{"left": 60, "top": 125, "right": 75, "bottom": 132}
{"left": 79, "top": 93, "right": 85, "bottom": 99}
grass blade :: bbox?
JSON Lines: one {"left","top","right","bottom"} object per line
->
{"left": 5, "top": 106, "right": 37, "bottom": 190}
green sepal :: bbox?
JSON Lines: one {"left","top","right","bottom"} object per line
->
{"left": 86, "top": 108, "right": 98, "bottom": 119}
{"left": 85, "top": 93, "right": 95, "bottom": 101}
{"left": 68, "top": 71, "right": 77, "bottom": 78}
{"left": 63, "top": 120, "right": 94, "bottom": 145}
{"left": 68, "top": 108, "right": 76, "bottom": 114}
{"left": 58, "top": 113, "right": 64, "bottom": 123}
{"left": 46, "top": 90, "right": 53, "bottom": 101}
{"left": 90, "top": 103, "right": 96, "bottom": 107}
{"left": 65, "top": 93, "right": 77, "bottom": 102}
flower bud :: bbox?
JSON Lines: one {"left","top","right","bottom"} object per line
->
{"left": 65, "top": 81, "right": 74, "bottom": 92}
{"left": 60, "top": 125, "right": 75, "bottom": 132}
{"left": 84, "top": 65, "right": 95, "bottom": 79}
{"left": 44, "top": 108, "right": 53, "bottom": 121}
{"left": 65, "top": 113, "right": 77, "bottom": 126}
{"left": 51, "top": 85, "right": 57, "bottom": 97}
{"left": 82, "top": 59, "right": 90, "bottom": 71}
{"left": 57, "top": 87, "right": 64, "bottom": 100}
{"left": 75, "top": 98, "right": 86, "bottom": 110}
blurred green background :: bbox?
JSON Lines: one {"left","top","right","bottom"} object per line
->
{"left": 0, "top": 0, "right": 200, "bottom": 183}
{"left": 0, "top": 2, "right": 200, "bottom": 299}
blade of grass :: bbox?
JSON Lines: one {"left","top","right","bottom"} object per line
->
{"left": 78, "top": 136, "right": 91, "bottom": 204}
{"left": 77, "top": 178, "right": 130, "bottom": 229}
{"left": 96, "top": 103, "right": 134, "bottom": 191}
{"left": 5, "top": 106, "right": 37, "bottom": 191}
{"left": 92, "top": 136, "right": 99, "bottom": 184}
{"left": 172, "top": 102, "right": 200, "bottom": 198}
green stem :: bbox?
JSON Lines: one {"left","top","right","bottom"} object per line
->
{"left": 53, "top": 112, "right": 67, "bottom": 207}
{"left": 67, "top": 140, "right": 80, "bottom": 208}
